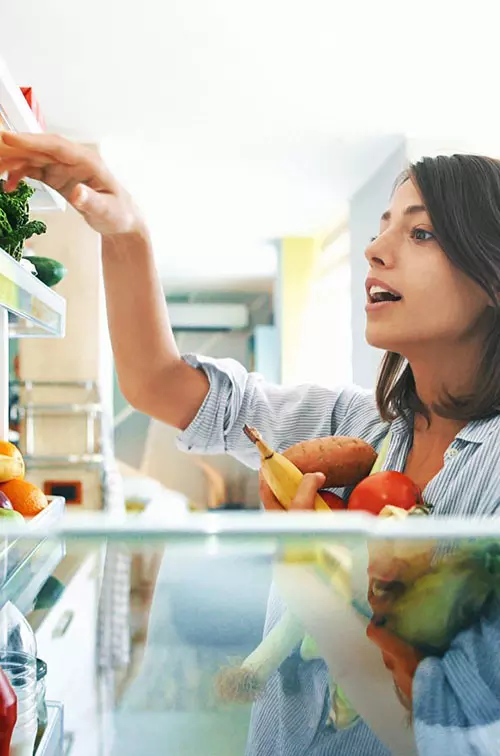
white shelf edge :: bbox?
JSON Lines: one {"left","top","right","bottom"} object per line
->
{"left": 0, "top": 510, "right": 499, "bottom": 541}
{"left": 0, "top": 55, "right": 65, "bottom": 213}
{"left": 0, "top": 246, "right": 66, "bottom": 337}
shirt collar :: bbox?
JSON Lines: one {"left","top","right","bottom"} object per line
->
{"left": 456, "top": 413, "right": 500, "bottom": 444}
{"left": 390, "top": 410, "right": 500, "bottom": 445}
{"left": 390, "top": 412, "right": 413, "bottom": 439}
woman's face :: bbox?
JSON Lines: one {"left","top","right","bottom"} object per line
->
{"left": 365, "top": 179, "right": 490, "bottom": 356}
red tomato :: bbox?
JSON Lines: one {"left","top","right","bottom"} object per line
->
{"left": 319, "top": 490, "right": 347, "bottom": 511}
{"left": 348, "top": 472, "right": 423, "bottom": 516}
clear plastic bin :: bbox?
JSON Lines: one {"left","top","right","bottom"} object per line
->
{"left": 0, "top": 498, "right": 65, "bottom": 614}
{"left": 0, "top": 511, "right": 498, "bottom": 756}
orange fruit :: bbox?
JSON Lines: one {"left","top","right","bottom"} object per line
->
{"left": 0, "top": 441, "right": 24, "bottom": 482}
{"left": 0, "top": 479, "right": 48, "bottom": 518}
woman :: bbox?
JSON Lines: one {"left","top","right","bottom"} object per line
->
{"left": 1, "top": 133, "right": 499, "bottom": 755}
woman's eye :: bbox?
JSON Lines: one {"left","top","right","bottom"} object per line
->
{"left": 412, "top": 228, "right": 435, "bottom": 242}
{"left": 369, "top": 235, "right": 378, "bottom": 243}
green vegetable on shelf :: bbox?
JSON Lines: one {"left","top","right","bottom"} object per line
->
{"left": 0, "top": 180, "right": 47, "bottom": 261}
{"left": 25, "top": 256, "right": 67, "bottom": 288}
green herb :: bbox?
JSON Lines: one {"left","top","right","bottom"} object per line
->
{"left": 0, "top": 180, "right": 47, "bottom": 261}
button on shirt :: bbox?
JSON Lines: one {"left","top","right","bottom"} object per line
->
{"left": 177, "top": 354, "right": 500, "bottom": 756}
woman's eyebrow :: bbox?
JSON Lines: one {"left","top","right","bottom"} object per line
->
{"left": 381, "top": 204, "right": 427, "bottom": 222}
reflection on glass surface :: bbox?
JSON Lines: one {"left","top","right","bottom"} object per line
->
{"left": 0, "top": 515, "right": 498, "bottom": 756}
{"left": 0, "top": 248, "right": 66, "bottom": 337}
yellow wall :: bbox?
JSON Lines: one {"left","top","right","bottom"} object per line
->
{"left": 277, "top": 221, "right": 352, "bottom": 389}
{"left": 278, "top": 237, "right": 322, "bottom": 384}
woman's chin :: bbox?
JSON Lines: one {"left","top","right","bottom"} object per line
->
{"left": 365, "top": 324, "right": 405, "bottom": 352}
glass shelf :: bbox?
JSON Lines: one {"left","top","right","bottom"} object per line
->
{"left": 0, "top": 247, "right": 66, "bottom": 337}
{"left": 0, "top": 512, "right": 496, "bottom": 756}
{"left": 0, "top": 497, "right": 66, "bottom": 615}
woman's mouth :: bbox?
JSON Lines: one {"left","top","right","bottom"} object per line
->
{"left": 365, "top": 282, "right": 403, "bottom": 312}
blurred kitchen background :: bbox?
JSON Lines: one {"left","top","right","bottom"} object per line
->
{"left": 3, "top": 0, "right": 500, "bottom": 513}
{"left": 2, "top": 3, "right": 500, "bottom": 748}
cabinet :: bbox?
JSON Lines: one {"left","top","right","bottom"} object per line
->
{"left": 34, "top": 554, "right": 101, "bottom": 756}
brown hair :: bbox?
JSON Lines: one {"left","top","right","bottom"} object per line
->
{"left": 376, "top": 154, "right": 500, "bottom": 424}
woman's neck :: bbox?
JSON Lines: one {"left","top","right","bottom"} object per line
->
{"left": 407, "top": 342, "right": 481, "bottom": 436}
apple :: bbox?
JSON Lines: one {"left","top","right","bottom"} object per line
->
{"left": 0, "top": 509, "right": 24, "bottom": 524}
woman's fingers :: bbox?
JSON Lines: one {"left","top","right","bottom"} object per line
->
{"left": 1, "top": 131, "right": 82, "bottom": 165}
{"left": 259, "top": 474, "right": 284, "bottom": 510}
{"left": 289, "top": 473, "right": 326, "bottom": 510}
{"left": 0, "top": 132, "right": 143, "bottom": 236}
{"left": 0, "top": 133, "right": 116, "bottom": 194}
{"left": 259, "top": 471, "right": 326, "bottom": 511}
{"left": 2, "top": 166, "right": 33, "bottom": 192}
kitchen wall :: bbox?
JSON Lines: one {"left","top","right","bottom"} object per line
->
{"left": 276, "top": 225, "right": 353, "bottom": 390}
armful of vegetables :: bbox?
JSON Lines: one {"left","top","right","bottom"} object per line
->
{"left": 251, "top": 428, "right": 377, "bottom": 512}
{"left": 216, "top": 426, "right": 499, "bottom": 726}
{"left": 215, "top": 427, "right": 427, "bottom": 713}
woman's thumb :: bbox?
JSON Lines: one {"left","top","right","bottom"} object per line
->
{"left": 71, "top": 183, "right": 91, "bottom": 211}
{"left": 71, "top": 183, "right": 106, "bottom": 220}
{"left": 290, "top": 472, "right": 326, "bottom": 510}
{"left": 70, "top": 183, "right": 113, "bottom": 233}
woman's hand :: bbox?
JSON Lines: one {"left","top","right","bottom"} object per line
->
{"left": 260, "top": 471, "right": 326, "bottom": 511}
{"left": 0, "top": 132, "right": 144, "bottom": 237}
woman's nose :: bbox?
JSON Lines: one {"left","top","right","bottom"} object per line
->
{"left": 365, "top": 236, "right": 391, "bottom": 267}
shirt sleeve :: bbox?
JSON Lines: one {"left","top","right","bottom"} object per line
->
{"left": 176, "top": 353, "right": 361, "bottom": 470}
{"left": 413, "top": 594, "right": 500, "bottom": 755}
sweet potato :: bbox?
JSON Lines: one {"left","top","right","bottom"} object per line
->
{"left": 259, "top": 436, "right": 377, "bottom": 510}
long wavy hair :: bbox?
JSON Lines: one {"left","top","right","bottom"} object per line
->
{"left": 376, "top": 154, "right": 500, "bottom": 424}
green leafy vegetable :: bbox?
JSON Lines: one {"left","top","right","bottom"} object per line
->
{"left": 0, "top": 180, "right": 47, "bottom": 261}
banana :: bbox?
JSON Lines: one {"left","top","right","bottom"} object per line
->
{"left": 244, "top": 425, "right": 331, "bottom": 511}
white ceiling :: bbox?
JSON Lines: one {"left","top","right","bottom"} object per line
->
{"left": 2, "top": 0, "right": 500, "bottom": 288}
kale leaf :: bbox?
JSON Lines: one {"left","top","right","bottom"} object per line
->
{"left": 0, "top": 180, "right": 47, "bottom": 261}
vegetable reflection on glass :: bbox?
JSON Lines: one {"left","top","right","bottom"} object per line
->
{"left": 367, "top": 538, "right": 500, "bottom": 708}
{"left": 215, "top": 426, "right": 371, "bottom": 716}
{"left": 216, "top": 426, "right": 379, "bottom": 720}
{"left": 215, "top": 428, "right": 500, "bottom": 726}
{"left": 0, "top": 180, "right": 46, "bottom": 261}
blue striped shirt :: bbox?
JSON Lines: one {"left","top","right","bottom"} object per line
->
{"left": 177, "top": 354, "right": 500, "bottom": 755}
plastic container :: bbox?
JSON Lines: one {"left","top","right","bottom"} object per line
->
{"left": 0, "top": 652, "right": 36, "bottom": 697}
{"left": 0, "top": 656, "right": 36, "bottom": 755}
{"left": 0, "top": 603, "right": 38, "bottom": 755}
{"left": 10, "top": 719, "right": 37, "bottom": 756}
{"left": 0, "top": 602, "right": 37, "bottom": 658}
{"left": 0, "top": 665, "right": 16, "bottom": 756}
{"left": 0, "top": 653, "right": 37, "bottom": 756}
